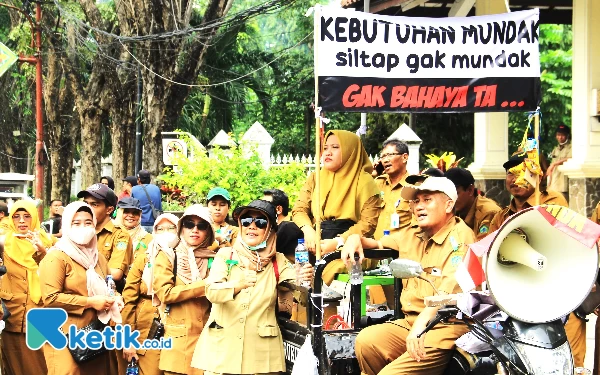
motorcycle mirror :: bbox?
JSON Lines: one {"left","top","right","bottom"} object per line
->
{"left": 389, "top": 259, "right": 423, "bottom": 279}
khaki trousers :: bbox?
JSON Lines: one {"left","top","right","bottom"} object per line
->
{"left": 355, "top": 322, "right": 453, "bottom": 375}
{"left": 164, "top": 369, "right": 204, "bottom": 375}
{"left": 565, "top": 312, "right": 586, "bottom": 368}
{"left": 139, "top": 349, "right": 163, "bottom": 375}
{"left": 2, "top": 331, "right": 47, "bottom": 375}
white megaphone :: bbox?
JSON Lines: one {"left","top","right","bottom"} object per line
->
{"left": 485, "top": 207, "right": 599, "bottom": 323}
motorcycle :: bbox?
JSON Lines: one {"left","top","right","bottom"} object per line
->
{"left": 390, "top": 258, "right": 575, "bottom": 375}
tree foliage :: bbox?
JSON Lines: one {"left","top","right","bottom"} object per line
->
{"left": 508, "top": 24, "right": 572, "bottom": 159}
{"left": 159, "top": 134, "right": 307, "bottom": 210}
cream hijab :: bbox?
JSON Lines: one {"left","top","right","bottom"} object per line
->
{"left": 54, "top": 202, "right": 121, "bottom": 324}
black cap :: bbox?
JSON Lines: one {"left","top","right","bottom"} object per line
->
{"left": 405, "top": 168, "right": 444, "bottom": 185}
{"left": 233, "top": 199, "right": 278, "bottom": 231}
{"left": 503, "top": 153, "right": 526, "bottom": 170}
{"left": 444, "top": 168, "right": 475, "bottom": 189}
{"left": 137, "top": 169, "right": 150, "bottom": 179}
{"left": 117, "top": 197, "right": 142, "bottom": 211}
{"left": 122, "top": 176, "right": 138, "bottom": 186}
{"left": 556, "top": 124, "right": 570, "bottom": 135}
{"left": 77, "top": 183, "right": 118, "bottom": 207}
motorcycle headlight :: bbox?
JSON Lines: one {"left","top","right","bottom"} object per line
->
{"left": 512, "top": 340, "right": 572, "bottom": 375}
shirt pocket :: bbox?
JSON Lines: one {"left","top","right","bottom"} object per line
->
{"left": 257, "top": 325, "right": 279, "bottom": 337}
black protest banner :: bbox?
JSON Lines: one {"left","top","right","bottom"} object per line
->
{"left": 314, "top": 7, "right": 541, "bottom": 113}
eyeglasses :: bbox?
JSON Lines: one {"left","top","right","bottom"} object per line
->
{"left": 240, "top": 216, "right": 269, "bottom": 229}
{"left": 379, "top": 152, "right": 403, "bottom": 159}
{"left": 155, "top": 225, "right": 177, "bottom": 233}
{"left": 181, "top": 220, "right": 209, "bottom": 231}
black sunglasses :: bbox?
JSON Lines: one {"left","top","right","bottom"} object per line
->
{"left": 181, "top": 220, "right": 209, "bottom": 231}
{"left": 240, "top": 215, "right": 269, "bottom": 229}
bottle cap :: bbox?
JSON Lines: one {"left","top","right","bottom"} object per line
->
{"left": 383, "top": 230, "right": 390, "bottom": 236}
{"left": 298, "top": 239, "right": 305, "bottom": 244}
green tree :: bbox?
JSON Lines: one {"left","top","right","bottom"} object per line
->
{"left": 159, "top": 134, "right": 307, "bottom": 210}
{"left": 509, "top": 24, "right": 572, "bottom": 159}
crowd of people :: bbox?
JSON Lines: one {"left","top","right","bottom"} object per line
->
{"left": 0, "top": 124, "right": 598, "bottom": 375}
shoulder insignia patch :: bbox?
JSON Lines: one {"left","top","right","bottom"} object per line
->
{"left": 450, "top": 236, "right": 460, "bottom": 252}
{"left": 479, "top": 225, "right": 489, "bottom": 234}
{"left": 116, "top": 241, "right": 128, "bottom": 251}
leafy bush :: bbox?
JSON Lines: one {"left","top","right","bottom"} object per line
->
{"left": 159, "top": 133, "right": 308, "bottom": 211}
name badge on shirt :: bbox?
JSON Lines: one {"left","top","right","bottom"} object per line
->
{"left": 390, "top": 213, "right": 400, "bottom": 229}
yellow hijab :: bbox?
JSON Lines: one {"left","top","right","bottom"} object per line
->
{"left": 313, "top": 130, "right": 379, "bottom": 222}
{"left": 3, "top": 200, "right": 54, "bottom": 304}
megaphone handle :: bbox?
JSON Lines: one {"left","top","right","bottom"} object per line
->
{"left": 417, "top": 307, "right": 459, "bottom": 338}
{"left": 417, "top": 313, "right": 445, "bottom": 338}
{"left": 418, "top": 275, "right": 440, "bottom": 295}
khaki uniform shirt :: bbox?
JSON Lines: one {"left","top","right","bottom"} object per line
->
{"left": 549, "top": 142, "right": 572, "bottom": 193}
{"left": 591, "top": 202, "right": 600, "bottom": 224}
{"left": 122, "top": 252, "right": 157, "bottom": 355}
{"left": 381, "top": 217, "right": 476, "bottom": 349}
{"left": 153, "top": 250, "right": 210, "bottom": 374}
{"left": 373, "top": 173, "right": 412, "bottom": 239}
{"left": 489, "top": 189, "right": 568, "bottom": 233}
{"left": 292, "top": 173, "right": 381, "bottom": 241}
{"left": 97, "top": 221, "right": 133, "bottom": 275}
{"left": 0, "top": 217, "right": 9, "bottom": 235}
{"left": 214, "top": 223, "right": 239, "bottom": 248}
{"left": 462, "top": 195, "right": 501, "bottom": 240}
{"left": 39, "top": 250, "right": 109, "bottom": 331}
{"left": 0, "top": 251, "right": 45, "bottom": 332}
{"left": 132, "top": 232, "right": 153, "bottom": 263}
{"left": 192, "top": 250, "right": 295, "bottom": 373}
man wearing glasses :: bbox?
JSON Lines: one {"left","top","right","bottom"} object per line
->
{"left": 373, "top": 139, "right": 413, "bottom": 239}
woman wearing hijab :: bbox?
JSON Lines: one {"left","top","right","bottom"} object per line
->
{"left": 153, "top": 204, "right": 216, "bottom": 375}
{"left": 191, "top": 199, "right": 313, "bottom": 375}
{"left": 122, "top": 213, "right": 180, "bottom": 375}
{"left": 39, "top": 201, "right": 124, "bottom": 375}
{"left": 115, "top": 197, "right": 153, "bottom": 261}
{"left": 0, "top": 200, "right": 55, "bottom": 375}
{"left": 292, "top": 130, "right": 381, "bottom": 284}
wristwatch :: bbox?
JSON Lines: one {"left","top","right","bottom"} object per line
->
{"left": 336, "top": 236, "right": 345, "bottom": 250}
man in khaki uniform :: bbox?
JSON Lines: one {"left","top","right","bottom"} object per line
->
{"left": 486, "top": 154, "right": 588, "bottom": 367}
{"left": 78, "top": 183, "right": 133, "bottom": 283}
{"left": 488, "top": 154, "right": 568, "bottom": 234}
{"left": 373, "top": 139, "right": 412, "bottom": 239}
{"left": 342, "top": 177, "right": 476, "bottom": 375}
{"left": 445, "top": 168, "right": 501, "bottom": 239}
{"left": 547, "top": 124, "right": 572, "bottom": 196}
{"left": 0, "top": 202, "right": 9, "bottom": 236}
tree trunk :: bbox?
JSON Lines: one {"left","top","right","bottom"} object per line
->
{"left": 44, "top": 45, "right": 78, "bottom": 204}
{"left": 79, "top": 106, "right": 104, "bottom": 188}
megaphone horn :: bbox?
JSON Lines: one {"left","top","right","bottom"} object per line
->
{"left": 497, "top": 230, "right": 547, "bottom": 271}
{"left": 485, "top": 207, "right": 598, "bottom": 323}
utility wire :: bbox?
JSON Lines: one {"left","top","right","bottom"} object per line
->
{"left": 119, "top": 32, "right": 312, "bottom": 88}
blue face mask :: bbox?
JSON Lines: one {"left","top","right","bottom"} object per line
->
{"left": 246, "top": 240, "right": 267, "bottom": 251}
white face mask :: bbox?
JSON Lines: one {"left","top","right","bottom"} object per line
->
{"left": 155, "top": 232, "right": 179, "bottom": 249}
{"left": 69, "top": 227, "right": 96, "bottom": 245}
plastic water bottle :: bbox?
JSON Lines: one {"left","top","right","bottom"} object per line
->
{"left": 126, "top": 358, "right": 139, "bottom": 375}
{"left": 350, "top": 261, "right": 363, "bottom": 285}
{"left": 106, "top": 276, "right": 116, "bottom": 297}
{"left": 295, "top": 239, "right": 311, "bottom": 288}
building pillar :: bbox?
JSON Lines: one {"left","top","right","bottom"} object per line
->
{"left": 562, "top": 0, "right": 600, "bottom": 217}
{"left": 468, "top": 0, "right": 511, "bottom": 206}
